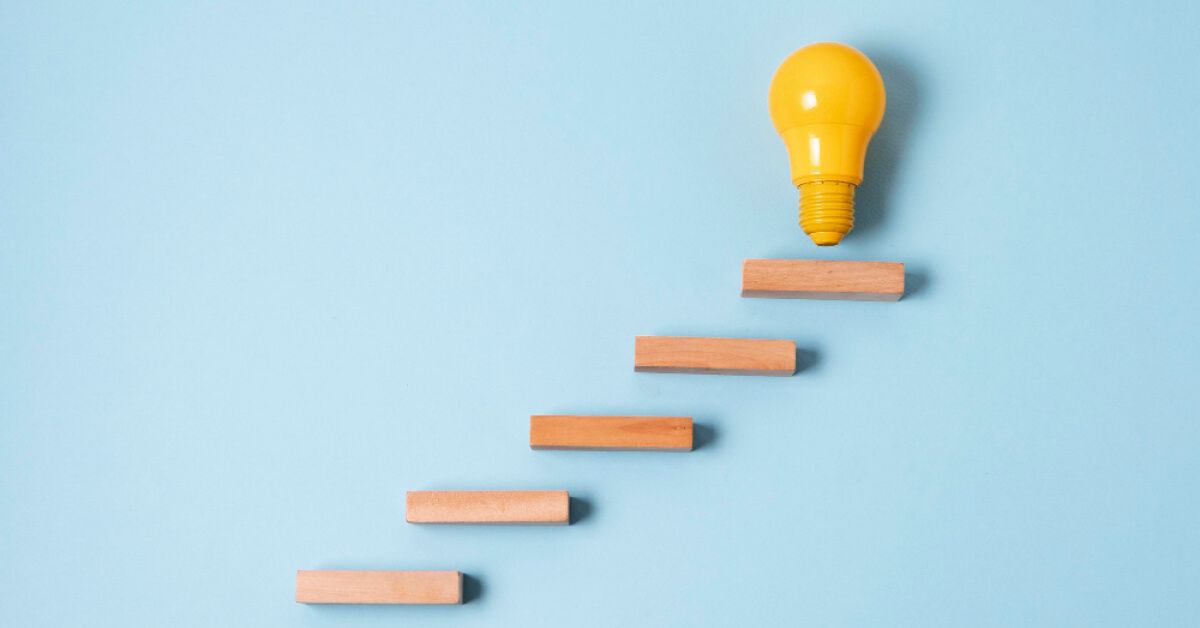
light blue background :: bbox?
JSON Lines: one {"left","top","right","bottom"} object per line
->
{"left": 3, "top": 1, "right": 1198, "bottom": 626}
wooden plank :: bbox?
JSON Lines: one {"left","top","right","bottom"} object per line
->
{"left": 406, "top": 490, "right": 569, "bottom": 525}
{"left": 634, "top": 336, "right": 796, "bottom": 376}
{"left": 530, "top": 415, "right": 693, "bottom": 451}
{"left": 741, "top": 259, "right": 904, "bottom": 301}
{"left": 295, "top": 570, "right": 462, "bottom": 605}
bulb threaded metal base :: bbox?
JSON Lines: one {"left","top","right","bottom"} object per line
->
{"left": 798, "top": 180, "right": 855, "bottom": 246}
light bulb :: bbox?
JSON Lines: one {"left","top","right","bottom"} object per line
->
{"left": 768, "top": 42, "right": 886, "bottom": 246}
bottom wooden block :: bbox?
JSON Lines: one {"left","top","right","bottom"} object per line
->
{"left": 296, "top": 570, "right": 462, "bottom": 605}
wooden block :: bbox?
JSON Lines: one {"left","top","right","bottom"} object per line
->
{"left": 741, "top": 259, "right": 904, "bottom": 301}
{"left": 295, "top": 570, "right": 462, "bottom": 605}
{"left": 406, "top": 490, "right": 569, "bottom": 525}
{"left": 530, "top": 415, "right": 693, "bottom": 451}
{"left": 634, "top": 336, "right": 796, "bottom": 376}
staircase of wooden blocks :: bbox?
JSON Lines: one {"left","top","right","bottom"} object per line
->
{"left": 297, "top": 259, "right": 906, "bottom": 606}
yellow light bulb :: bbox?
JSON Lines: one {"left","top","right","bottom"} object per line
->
{"left": 768, "top": 42, "right": 886, "bottom": 246}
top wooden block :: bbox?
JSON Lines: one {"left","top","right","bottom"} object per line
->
{"left": 634, "top": 336, "right": 796, "bottom": 376}
{"left": 295, "top": 570, "right": 462, "bottom": 605}
{"left": 741, "top": 259, "right": 904, "bottom": 301}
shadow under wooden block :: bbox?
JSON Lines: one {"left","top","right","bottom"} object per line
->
{"left": 530, "top": 415, "right": 693, "bottom": 451}
{"left": 568, "top": 496, "right": 593, "bottom": 525}
{"left": 634, "top": 336, "right": 796, "bottom": 376}
{"left": 461, "top": 574, "right": 483, "bottom": 603}
{"left": 406, "top": 490, "right": 570, "bottom": 525}
{"left": 741, "top": 259, "right": 904, "bottom": 301}
{"left": 691, "top": 423, "right": 717, "bottom": 450}
{"left": 296, "top": 570, "right": 462, "bottom": 605}
{"left": 903, "top": 269, "right": 930, "bottom": 298}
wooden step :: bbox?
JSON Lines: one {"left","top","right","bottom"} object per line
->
{"left": 634, "top": 336, "right": 796, "bottom": 376}
{"left": 295, "top": 570, "right": 462, "bottom": 605}
{"left": 406, "top": 490, "right": 569, "bottom": 525}
{"left": 530, "top": 415, "right": 693, "bottom": 451}
{"left": 741, "top": 259, "right": 904, "bottom": 301}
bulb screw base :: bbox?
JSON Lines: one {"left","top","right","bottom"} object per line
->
{"left": 798, "top": 180, "right": 856, "bottom": 246}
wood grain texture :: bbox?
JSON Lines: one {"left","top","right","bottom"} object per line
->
{"left": 530, "top": 415, "right": 693, "bottom": 451}
{"left": 295, "top": 570, "right": 462, "bottom": 605}
{"left": 634, "top": 336, "right": 796, "bottom": 376}
{"left": 741, "top": 259, "right": 904, "bottom": 301}
{"left": 406, "top": 490, "right": 569, "bottom": 525}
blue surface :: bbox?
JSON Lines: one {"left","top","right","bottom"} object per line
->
{"left": 3, "top": 2, "right": 1199, "bottom": 626}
